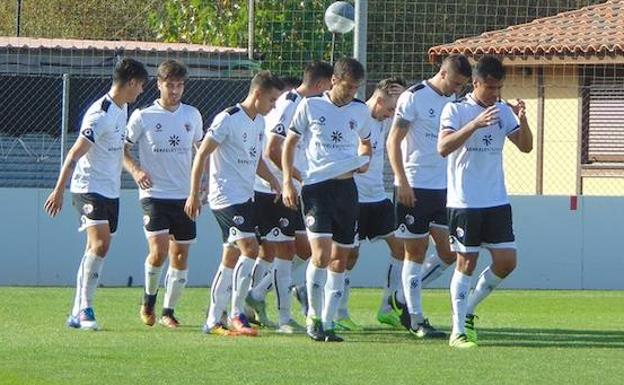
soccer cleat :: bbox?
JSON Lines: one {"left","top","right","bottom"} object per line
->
{"left": 159, "top": 308, "right": 180, "bottom": 329}
{"left": 140, "top": 293, "right": 157, "bottom": 326}
{"left": 245, "top": 294, "right": 275, "bottom": 328}
{"left": 335, "top": 317, "right": 364, "bottom": 332}
{"left": 202, "top": 322, "right": 240, "bottom": 337}
{"left": 306, "top": 318, "right": 325, "bottom": 341}
{"left": 376, "top": 308, "right": 402, "bottom": 328}
{"left": 449, "top": 333, "right": 478, "bottom": 349}
{"left": 291, "top": 284, "right": 309, "bottom": 317}
{"left": 465, "top": 314, "right": 478, "bottom": 343}
{"left": 68, "top": 308, "right": 98, "bottom": 330}
{"left": 324, "top": 329, "right": 344, "bottom": 342}
{"left": 409, "top": 318, "right": 447, "bottom": 339}
{"left": 389, "top": 291, "right": 411, "bottom": 331}
{"left": 230, "top": 314, "right": 258, "bottom": 337}
{"left": 276, "top": 319, "right": 304, "bottom": 334}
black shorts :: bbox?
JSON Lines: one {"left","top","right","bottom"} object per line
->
{"left": 395, "top": 188, "right": 447, "bottom": 239}
{"left": 357, "top": 199, "right": 396, "bottom": 242}
{"left": 301, "top": 178, "right": 358, "bottom": 247}
{"left": 72, "top": 193, "right": 119, "bottom": 234}
{"left": 212, "top": 199, "right": 258, "bottom": 244}
{"left": 293, "top": 197, "right": 306, "bottom": 234}
{"left": 254, "top": 191, "right": 301, "bottom": 241}
{"left": 141, "top": 198, "right": 196, "bottom": 243}
{"left": 447, "top": 204, "right": 516, "bottom": 253}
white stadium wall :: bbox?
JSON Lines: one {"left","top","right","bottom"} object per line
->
{"left": 1, "top": 188, "right": 622, "bottom": 290}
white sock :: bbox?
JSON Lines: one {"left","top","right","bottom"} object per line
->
{"left": 337, "top": 269, "right": 352, "bottom": 320}
{"left": 305, "top": 263, "right": 326, "bottom": 319}
{"left": 251, "top": 258, "right": 271, "bottom": 288}
{"left": 421, "top": 253, "right": 451, "bottom": 287}
{"left": 250, "top": 271, "right": 273, "bottom": 302}
{"left": 144, "top": 261, "right": 163, "bottom": 295}
{"left": 402, "top": 260, "right": 424, "bottom": 327}
{"left": 273, "top": 258, "right": 293, "bottom": 325}
{"left": 206, "top": 264, "right": 232, "bottom": 327}
{"left": 322, "top": 270, "right": 345, "bottom": 330}
{"left": 72, "top": 253, "right": 105, "bottom": 315}
{"left": 466, "top": 266, "right": 503, "bottom": 315}
{"left": 292, "top": 254, "right": 307, "bottom": 273}
{"left": 231, "top": 256, "right": 255, "bottom": 317}
{"left": 450, "top": 270, "right": 472, "bottom": 336}
{"left": 381, "top": 257, "right": 403, "bottom": 312}
{"left": 163, "top": 267, "right": 187, "bottom": 310}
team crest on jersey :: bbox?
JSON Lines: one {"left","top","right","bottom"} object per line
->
{"left": 305, "top": 215, "right": 316, "bottom": 227}
{"left": 278, "top": 217, "right": 290, "bottom": 228}
{"left": 349, "top": 119, "right": 357, "bottom": 130}
{"left": 82, "top": 203, "right": 94, "bottom": 215}
{"left": 184, "top": 123, "right": 192, "bottom": 132}
{"left": 404, "top": 214, "right": 415, "bottom": 226}
{"left": 143, "top": 215, "right": 150, "bottom": 226}
{"left": 456, "top": 227, "right": 465, "bottom": 238}
{"left": 233, "top": 215, "right": 245, "bottom": 225}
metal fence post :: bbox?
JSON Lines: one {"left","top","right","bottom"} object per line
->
{"left": 60, "top": 73, "right": 70, "bottom": 169}
{"left": 354, "top": 0, "right": 367, "bottom": 99}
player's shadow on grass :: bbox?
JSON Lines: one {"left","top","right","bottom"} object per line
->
{"left": 478, "top": 327, "right": 624, "bottom": 349}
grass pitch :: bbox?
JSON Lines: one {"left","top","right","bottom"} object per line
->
{"left": 0, "top": 287, "right": 622, "bottom": 385}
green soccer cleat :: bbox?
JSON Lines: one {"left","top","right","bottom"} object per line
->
{"left": 245, "top": 294, "right": 275, "bottom": 328}
{"left": 465, "top": 314, "right": 478, "bottom": 343}
{"left": 335, "top": 317, "right": 364, "bottom": 331}
{"left": 408, "top": 318, "right": 447, "bottom": 339}
{"left": 376, "top": 308, "right": 402, "bottom": 328}
{"left": 449, "top": 333, "right": 478, "bottom": 349}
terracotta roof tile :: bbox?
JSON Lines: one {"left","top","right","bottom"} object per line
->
{"left": 429, "top": 0, "right": 624, "bottom": 62}
{"left": 0, "top": 37, "right": 246, "bottom": 54}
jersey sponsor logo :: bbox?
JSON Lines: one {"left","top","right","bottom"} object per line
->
{"left": 169, "top": 135, "right": 180, "bottom": 147}
{"left": 155, "top": 123, "right": 163, "bottom": 132}
{"left": 482, "top": 134, "right": 493, "bottom": 146}
{"left": 233, "top": 215, "right": 245, "bottom": 225}
{"left": 330, "top": 131, "right": 343, "bottom": 143}
{"left": 456, "top": 227, "right": 465, "bottom": 238}
{"left": 82, "top": 203, "right": 94, "bottom": 215}
{"left": 248, "top": 146, "right": 257, "bottom": 158}
{"left": 428, "top": 108, "right": 436, "bottom": 117}
{"left": 143, "top": 215, "right": 150, "bottom": 226}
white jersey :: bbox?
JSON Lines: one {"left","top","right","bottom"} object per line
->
{"left": 70, "top": 94, "right": 127, "bottom": 198}
{"left": 393, "top": 81, "right": 456, "bottom": 189}
{"left": 290, "top": 92, "right": 371, "bottom": 186}
{"left": 253, "top": 89, "right": 306, "bottom": 194}
{"left": 126, "top": 102, "right": 204, "bottom": 200}
{"left": 207, "top": 104, "right": 265, "bottom": 210}
{"left": 354, "top": 115, "right": 391, "bottom": 203}
{"left": 440, "top": 93, "right": 520, "bottom": 209}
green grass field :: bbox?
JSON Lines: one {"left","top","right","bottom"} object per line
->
{"left": 0, "top": 287, "right": 622, "bottom": 385}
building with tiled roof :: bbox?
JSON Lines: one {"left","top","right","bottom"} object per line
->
{"left": 428, "top": 0, "right": 624, "bottom": 196}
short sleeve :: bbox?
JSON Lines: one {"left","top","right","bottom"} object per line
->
{"left": 440, "top": 102, "right": 460, "bottom": 132}
{"left": 394, "top": 91, "right": 417, "bottom": 124}
{"left": 125, "top": 109, "right": 143, "bottom": 146}
{"left": 269, "top": 102, "right": 297, "bottom": 138}
{"left": 79, "top": 109, "right": 105, "bottom": 144}
{"left": 191, "top": 108, "right": 204, "bottom": 143}
{"left": 358, "top": 112, "right": 372, "bottom": 140}
{"left": 501, "top": 104, "right": 521, "bottom": 136}
{"left": 206, "top": 112, "right": 230, "bottom": 144}
{"left": 289, "top": 99, "right": 309, "bottom": 136}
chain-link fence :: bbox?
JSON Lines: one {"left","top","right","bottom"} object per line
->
{"left": 1, "top": 0, "right": 622, "bottom": 196}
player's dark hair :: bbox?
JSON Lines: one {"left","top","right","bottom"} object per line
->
{"left": 302, "top": 60, "right": 333, "bottom": 85}
{"left": 281, "top": 76, "right": 302, "bottom": 89}
{"left": 112, "top": 57, "right": 148, "bottom": 86}
{"left": 375, "top": 77, "right": 407, "bottom": 95}
{"left": 442, "top": 54, "right": 472, "bottom": 78}
{"left": 474, "top": 55, "right": 505, "bottom": 81}
{"left": 333, "top": 57, "right": 365, "bottom": 82}
{"left": 250, "top": 70, "right": 285, "bottom": 93}
{"left": 157, "top": 59, "right": 187, "bottom": 81}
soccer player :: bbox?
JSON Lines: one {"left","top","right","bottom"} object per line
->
{"left": 185, "top": 70, "right": 283, "bottom": 336}
{"left": 282, "top": 57, "right": 372, "bottom": 342}
{"left": 43, "top": 58, "right": 148, "bottom": 330}
{"left": 334, "top": 77, "right": 406, "bottom": 331}
{"left": 123, "top": 60, "right": 204, "bottom": 328}
{"left": 438, "top": 55, "right": 533, "bottom": 348}
{"left": 386, "top": 54, "right": 471, "bottom": 338}
{"left": 246, "top": 61, "right": 334, "bottom": 333}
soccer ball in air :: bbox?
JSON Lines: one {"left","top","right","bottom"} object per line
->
{"left": 324, "top": 1, "right": 355, "bottom": 34}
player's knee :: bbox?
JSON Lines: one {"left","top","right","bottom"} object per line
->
{"left": 495, "top": 257, "right": 517, "bottom": 278}
{"left": 439, "top": 250, "right": 457, "bottom": 265}
{"left": 238, "top": 237, "right": 259, "bottom": 257}
{"left": 89, "top": 239, "right": 110, "bottom": 257}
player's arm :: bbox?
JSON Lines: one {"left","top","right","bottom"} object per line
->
{"left": 122, "top": 144, "right": 152, "bottom": 190}
{"left": 438, "top": 105, "right": 499, "bottom": 157}
{"left": 506, "top": 99, "right": 533, "bottom": 153}
{"left": 185, "top": 136, "right": 219, "bottom": 220}
{"left": 267, "top": 134, "right": 302, "bottom": 182}
{"left": 256, "top": 158, "right": 281, "bottom": 197}
{"left": 356, "top": 138, "right": 373, "bottom": 173}
{"left": 387, "top": 117, "right": 416, "bottom": 207}
{"left": 43, "top": 137, "right": 92, "bottom": 217}
{"left": 282, "top": 132, "right": 300, "bottom": 209}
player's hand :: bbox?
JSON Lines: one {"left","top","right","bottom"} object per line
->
{"left": 397, "top": 181, "right": 416, "bottom": 208}
{"left": 43, "top": 189, "right": 64, "bottom": 217}
{"left": 282, "top": 181, "right": 299, "bottom": 210}
{"left": 507, "top": 98, "right": 527, "bottom": 120}
{"left": 133, "top": 169, "right": 152, "bottom": 190}
{"left": 471, "top": 105, "right": 499, "bottom": 129}
{"left": 184, "top": 195, "right": 201, "bottom": 220}
{"left": 356, "top": 160, "right": 370, "bottom": 174}
{"left": 269, "top": 177, "right": 282, "bottom": 203}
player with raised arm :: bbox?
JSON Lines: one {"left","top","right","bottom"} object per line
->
{"left": 44, "top": 58, "right": 148, "bottom": 330}
{"left": 438, "top": 55, "right": 532, "bottom": 348}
